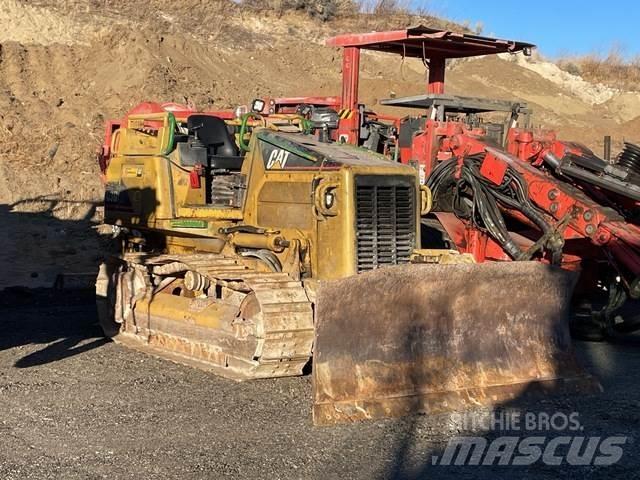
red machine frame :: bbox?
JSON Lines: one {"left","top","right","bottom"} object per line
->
{"left": 322, "top": 26, "right": 640, "bottom": 311}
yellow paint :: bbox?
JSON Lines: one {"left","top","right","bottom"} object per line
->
{"left": 103, "top": 111, "right": 443, "bottom": 281}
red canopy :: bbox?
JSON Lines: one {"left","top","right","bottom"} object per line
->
{"left": 326, "top": 26, "right": 534, "bottom": 59}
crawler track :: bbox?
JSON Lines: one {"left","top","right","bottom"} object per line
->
{"left": 96, "top": 253, "right": 314, "bottom": 380}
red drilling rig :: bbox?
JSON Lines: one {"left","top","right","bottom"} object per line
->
{"left": 253, "top": 26, "right": 640, "bottom": 339}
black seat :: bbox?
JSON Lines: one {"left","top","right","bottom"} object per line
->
{"left": 187, "top": 115, "right": 241, "bottom": 158}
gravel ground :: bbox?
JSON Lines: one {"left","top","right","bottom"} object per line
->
{"left": 0, "top": 290, "right": 638, "bottom": 479}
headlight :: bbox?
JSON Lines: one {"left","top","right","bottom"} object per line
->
{"left": 314, "top": 182, "right": 340, "bottom": 217}
{"left": 324, "top": 191, "right": 335, "bottom": 209}
{"left": 251, "top": 98, "right": 266, "bottom": 113}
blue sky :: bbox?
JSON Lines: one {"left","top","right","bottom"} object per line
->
{"left": 420, "top": 0, "right": 640, "bottom": 59}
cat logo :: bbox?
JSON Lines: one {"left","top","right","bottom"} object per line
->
{"left": 266, "top": 149, "right": 290, "bottom": 169}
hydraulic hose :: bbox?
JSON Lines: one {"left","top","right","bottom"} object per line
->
{"left": 239, "top": 112, "right": 264, "bottom": 152}
{"left": 428, "top": 154, "right": 562, "bottom": 262}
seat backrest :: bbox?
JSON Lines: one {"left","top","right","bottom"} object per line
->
{"left": 187, "top": 115, "right": 239, "bottom": 157}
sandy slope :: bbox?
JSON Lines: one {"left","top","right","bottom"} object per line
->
{"left": 0, "top": 0, "right": 638, "bottom": 208}
{"left": 0, "top": 0, "right": 638, "bottom": 285}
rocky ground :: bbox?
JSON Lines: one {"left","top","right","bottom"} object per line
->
{"left": 0, "top": 290, "right": 638, "bottom": 479}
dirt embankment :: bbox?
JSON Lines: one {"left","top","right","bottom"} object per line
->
{"left": 0, "top": 0, "right": 639, "bottom": 286}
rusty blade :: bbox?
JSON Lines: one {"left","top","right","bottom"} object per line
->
{"left": 312, "top": 262, "right": 601, "bottom": 425}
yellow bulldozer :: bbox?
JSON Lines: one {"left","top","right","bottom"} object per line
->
{"left": 96, "top": 103, "right": 598, "bottom": 425}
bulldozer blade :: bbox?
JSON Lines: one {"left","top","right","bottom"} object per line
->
{"left": 312, "top": 262, "right": 601, "bottom": 425}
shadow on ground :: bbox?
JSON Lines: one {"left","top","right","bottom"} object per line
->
{"left": 0, "top": 288, "right": 108, "bottom": 368}
{"left": 0, "top": 197, "right": 109, "bottom": 290}
{"left": 0, "top": 198, "right": 113, "bottom": 368}
{"left": 375, "top": 336, "right": 640, "bottom": 479}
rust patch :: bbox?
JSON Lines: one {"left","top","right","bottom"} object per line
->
{"left": 312, "top": 261, "right": 601, "bottom": 425}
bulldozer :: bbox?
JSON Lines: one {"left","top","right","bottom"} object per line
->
{"left": 96, "top": 103, "right": 598, "bottom": 424}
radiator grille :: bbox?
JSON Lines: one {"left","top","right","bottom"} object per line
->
{"left": 355, "top": 177, "right": 416, "bottom": 272}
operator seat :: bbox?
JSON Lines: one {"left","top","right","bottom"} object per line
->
{"left": 187, "top": 115, "right": 243, "bottom": 170}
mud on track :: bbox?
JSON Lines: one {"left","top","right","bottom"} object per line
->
{"left": 0, "top": 290, "right": 639, "bottom": 479}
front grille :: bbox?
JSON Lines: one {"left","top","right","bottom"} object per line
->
{"left": 355, "top": 176, "right": 416, "bottom": 272}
